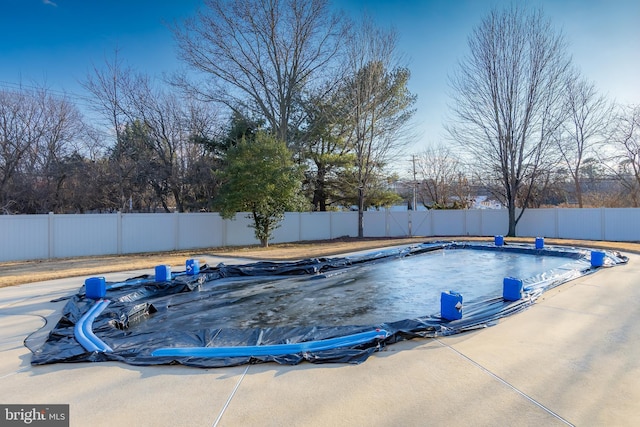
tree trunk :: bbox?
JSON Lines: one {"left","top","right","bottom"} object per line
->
{"left": 507, "top": 195, "right": 517, "bottom": 237}
{"left": 261, "top": 219, "right": 269, "bottom": 247}
{"left": 173, "top": 188, "right": 184, "bottom": 212}
{"left": 313, "top": 165, "right": 327, "bottom": 211}
{"left": 357, "top": 186, "right": 364, "bottom": 238}
{"left": 575, "top": 178, "right": 583, "bottom": 208}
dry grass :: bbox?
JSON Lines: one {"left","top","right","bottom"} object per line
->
{"left": 1, "top": 236, "right": 637, "bottom": 288}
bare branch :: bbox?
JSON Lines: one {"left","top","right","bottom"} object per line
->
{"left": 173, "top": 0, "right": 345, "bottom": 142}
{"left": 448, "top": 5, "right": 571, "bottom": 235}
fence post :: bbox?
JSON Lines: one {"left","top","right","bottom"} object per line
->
{"left": 48, "top": 212, "right": 54, "bottom": 259}
{"left": 174, "top": 211, "right": 180, "bottom": 251}
{"left": 430, "top": 210, "right": 435, "bottom": 236}
{"left": 298, "top": 212, "right": 303, "bottom": 242}
{"left": 386, "top": 209, "right": 390, "bottom": 237}
{"left": 117, "top": 212, "right": 123, "bottom": 255}
{"left": 463, "top": 209, "right": 468, "bottom": 235}
{"left": 222, "top": 214, "right": 228, "bottom": 247}
{"left": 329, "top": 212, "right": 334, "bottom": 239}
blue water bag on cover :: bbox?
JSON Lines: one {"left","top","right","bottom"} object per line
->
{"left": 591, "top": 251, "right": 606, "bottom": 267}
{"left": 503, "top": 277, "right": 523, "bottom": 301}
{"left": 155, "top": 265, "right": 172, "bottom": 282}
{"left": 85, "top": 277, "right": 106, "bottom": 299}
{"left": 186, "top": 259, "right": 200, "bottom": 275}
{"left": 441, "top": 291, "right": 463, "bottom": 321}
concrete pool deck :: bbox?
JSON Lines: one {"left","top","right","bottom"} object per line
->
{"left": 1, "top": 252, "right": 639, "bottom": 426}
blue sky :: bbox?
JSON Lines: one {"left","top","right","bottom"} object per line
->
{"left": 1, "top": 0, "right": 638, "bottom": 166}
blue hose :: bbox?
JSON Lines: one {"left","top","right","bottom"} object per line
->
{"left": 74, "top": 299, "right": 113, "bottom": 353}
{"left": 151, "top": 329, "right": 389, "bottom": 358}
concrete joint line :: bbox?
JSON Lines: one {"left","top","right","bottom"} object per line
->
{"left": 435, "top": 338, "right": 575, "bottom": 427}
{"left": 0, "top": 300, "right": 28, "bottom": 309}
{"left": 212, "top": 365, "right": 250, "bottom": 427}
{"left": 0, "top": 366, "right": 30, "bottom": 380}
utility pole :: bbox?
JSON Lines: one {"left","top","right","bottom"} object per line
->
{"left": 412, "top": 155, "right": 417, "bottom": 212}
{"left": 408, "top": 155, "right": 417, "bottom": 237}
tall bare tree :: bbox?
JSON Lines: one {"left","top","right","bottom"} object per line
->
{"left": 612, "top": 104, "right": 640, "bottom": 206}
{"left": 173, "top": 0, "right": 344, "bottom": 143}
{"left": 448, "top": 5, "right": 571, "bottom": 236}
{"left": 82, "top": 50, "right": 133, "bottom": 149}
{"left": 83, "top": 53, "right": 140, "bottom": 210}
{"left": 343, "top": 17, "right": 416, "bottom": 236}
{"left": 558, "top": 74, "right": 612, "bottom": 207}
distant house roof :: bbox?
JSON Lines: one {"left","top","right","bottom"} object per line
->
{"left": 471, "top": 195, "right": 503, "bottom": 209}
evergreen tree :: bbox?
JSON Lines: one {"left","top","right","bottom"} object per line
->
{"left": 216, "top": 132, "right": 307, "bottom": 247}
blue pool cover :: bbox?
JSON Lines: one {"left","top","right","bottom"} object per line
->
{"left": 30, "top": 241, "right": 628, "bottom": 368}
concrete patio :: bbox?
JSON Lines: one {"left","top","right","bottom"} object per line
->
{"left": 1, "top": 252, "right": 638, "bottom": 426}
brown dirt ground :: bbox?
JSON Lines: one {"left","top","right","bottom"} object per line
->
{"left": 1, "top": 236, "right": 637, "bottom": 288}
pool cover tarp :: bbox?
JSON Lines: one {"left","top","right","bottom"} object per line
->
{"left": 29, "top": 242, "right": 628, "bottom": 368}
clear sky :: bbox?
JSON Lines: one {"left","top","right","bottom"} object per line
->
{"left": 1, "top": 0, "right": 638, "bottom": 172}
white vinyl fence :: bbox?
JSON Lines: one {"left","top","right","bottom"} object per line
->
{"left": 1, "top": 208, "right": 639, "bottom": 262}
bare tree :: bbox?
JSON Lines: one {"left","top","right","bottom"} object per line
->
{"left": 0, "top": 89, "right": 43, "bottom": 212}
{"left": 127, "top": 79, "right": 222, "bottom": 212}
{"left": 557, "top": 74, "right": 612, "bottom": 207}
{"left": 82, "top": 50, "right": 133, "bottom": 148}
{"left": 31, "top": 92, "right": 84, "bottom": 213}
{"left": 82, "top": 52, "right": 139, "bottom": 210}
{"left": 415, "top": 145, "right": 470, "bottom": 209}
{"left": 448, "top": 5, "right": 571, "bottom": 236}
{"left": 173, "top": 0, "right": 345, "bottom": 143}
{"left": 343, "top": 17, "right": 417, "bottom": 236}
{"left": 612, "top": 104, "right": 640, "bottom": 206}
{"left": 84, "top": 55, "right": 221, "bottom": 212}
{"left": 0, "top": 87, "right": 84, "bottom": 213}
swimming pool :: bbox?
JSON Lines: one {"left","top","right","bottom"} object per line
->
{"left": 31, "top": 241, "right": 628, "bottom": 368}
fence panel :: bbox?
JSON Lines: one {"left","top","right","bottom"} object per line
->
{"left": 479, "top": 210, "right": 508, "bottom": 236}
{"left": 517, "top": 209, "right": 557, "bottom": 238}
{"left": 411, "top": 211, "right": 432, "bottom": 236}
{"left": 432, "top": 210, "right": 466, "bottom": 236}
{"left": 363, "top": 211, "right": 387, "bottom": 237}
{"left": 603, "top": 208, "right": 640, "bottom": 241}
{"left": 177, "top": 213, "right": 223, "bottom": 249}
{"left": 465, "top": 210, "right": 483, "bottom": 236}
{"left": 3, "top": 208, "right": 640, "bottom": 263}
{"left": 557, "top": 209, "right": 603, "bottom": 240}
{"left": 0, "top": 215, "right": 49, "bottom": 261}
{"left": 272, "top": 212, "right": 301, "bottom": 243}
{"left": 298, "top": 212, "right": 332, "bottom": 241}
{"left": 222, "top": 213, "right": 259, "bottom": 246}
{"left": 330, "top": 211, "right": 358, "bottom": 238}
{"left": 52, "top": 214, "right": 118, "bottom": 258}
{"left": 121, "top": 213, "right": 177, "bottom": 254}
{"left": 388, "top": 211, "right": 410, "bottom": 236}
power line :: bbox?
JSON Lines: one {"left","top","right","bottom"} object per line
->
{"left": 0, "top": 79, "right": 101, "bottom": 116}
{"left": 0, "top": 79, "right": 94, "bottom": 106}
